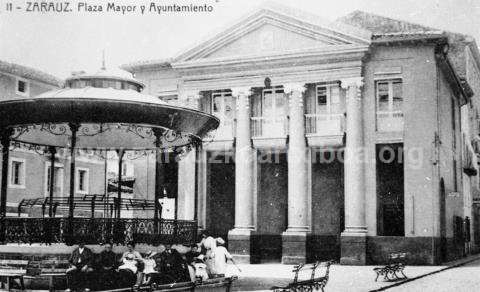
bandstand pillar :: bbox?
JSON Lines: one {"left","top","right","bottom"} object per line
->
{"left": 48, "top": 146, "right": 56, "bottom": 218}
{"left": 68, "top": 122, "right": 79, "bottom": 243}
{"left": 0, "top": 128, "right": 12, "bottom": 218}
{"left": 153, "top": 129, "right": 165, "bottom": 230}
{"left": 68, "top": 123, "right": 79, "bottom": 219}
{"left": 282, "top": 83, "right": 309, "bottom": 264}
{"left": 116, "top": 149, "right": 125, "bottom": 219}
{"left": 340, "top": 77, "right": 367, "bottom": 265}
{"left": 228, "top": 86, "right": 255, "bottom": 264}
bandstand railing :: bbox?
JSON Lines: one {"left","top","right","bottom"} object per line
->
{"left": 0, "top": 217, "right": 197, "bottom": 246}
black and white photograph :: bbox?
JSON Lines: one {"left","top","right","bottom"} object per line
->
{"left": 0, "top": 0, "right": 480, "bottom": 291}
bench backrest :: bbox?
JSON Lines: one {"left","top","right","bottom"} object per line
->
{"left": 0, "top": 259, "right": 30, "bottom": 275}
{"left": 291, "top": 260, "right": 334, "bottom": 284}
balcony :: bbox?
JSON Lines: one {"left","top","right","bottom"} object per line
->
{"left": 251, "top": 116, "right": 288, "bottom": 149}
{"left": 305, "top": 113, "right": 345, "bottom": 147}
{"left": 376, "top": 111, "right": 404, "bottom": 133}
{"left": 203, "top": 119, "right": 235, "bottom": 151}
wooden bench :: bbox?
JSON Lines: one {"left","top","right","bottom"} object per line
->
{"left": 25, "top": 259, "right": 69, "bottom": 292}
{"left": 0, "top": 259, "right": 29, "bottom": 290}
{"left": 373, "top": 252, "right": 408, "bottom": 282}
{"left": 271, "top": 260, "right": 334, "bottom": 292}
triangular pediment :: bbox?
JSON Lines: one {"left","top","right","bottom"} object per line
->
{"left": 174, "top": 4, "right": 371, "bottom": 62}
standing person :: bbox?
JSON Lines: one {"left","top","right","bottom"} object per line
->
{"left": 211, "top": 238, "right": 237, "bottom": 278}
{"left": 202, "top": 235, "right": 216, "bottom": 277}
{"left": 97, "top": 243, "right": 118, "bottom": 290}
{"left": 66, "top": 241, "right": 94, "bottom": 292}
{"left": 118, "top": 241, "right": 143, "bottom": 287}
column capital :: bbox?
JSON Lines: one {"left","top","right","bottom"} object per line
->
{"left": 182, "top": 90, "right": 202, "bottom": 110}
{"left": 183, "top": 89, "right": 202, "bottom": 99}
{"left": 231, "top": 87, "right": 252, "bottom": 97}
{"left": 340, "top": 77, "right": 364, "bottom": 90}
{"left": 283, "top": 83, "right": 306, "bottom": 94}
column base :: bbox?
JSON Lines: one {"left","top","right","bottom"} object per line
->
{"left": 228, "top": 228, "right": 254, "bottom": 264}
{"left": 340, "top": 231, "right": 367, "bottom": 265}
{"left": 282, "top": 229, "right": 308, "bottom": 264}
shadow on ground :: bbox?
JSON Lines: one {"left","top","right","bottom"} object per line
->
{"left": 232, "top": 277, "right": 291, "bottom": 291}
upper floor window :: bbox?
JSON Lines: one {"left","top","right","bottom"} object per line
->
{"left": 76, "top": 168, "right": 89, "bottom": 194}
{"left": 376, "top": 79, "right": 403, "bottom": 113}
{"left": 315, "top": 84, "right": 341, "bottom": 115}
{"left": 16, "top": 78, "right": 29, "bottom": 97}
{"left": 45, "top": 164, "right": 64, "bottom": 196}
{"left": 376, "top": 79, "right": 404, "bottom": 132}
{"left": 211, "top": 91, "right": 234, "bottom": 121}
{"left": 9, "top": 158, "right": 26, "bottom": 188}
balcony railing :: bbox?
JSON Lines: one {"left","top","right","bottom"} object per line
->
{"left": 376, "top": 111, "right": 404, "bottom": 132}
{"left": 0, "top": 217, "right": 197, "bottom": 246}
{"left": 305, "top": 113, "right": 345, "bottom": 136}
{"left": 251, "top": 116, "right": 288, "bottom": 138}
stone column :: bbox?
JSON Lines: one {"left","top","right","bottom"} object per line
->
{"left": 282, "top": 83, "right": 309, "bottom": 264}
{"left": 177, "top": 90, "right": 201, "bottom": 220}
{"left": 228, "top": 86, "right": 254, "bottom": 264}
{"left": 340, "top": 77, "right": 367, "bottom": 265}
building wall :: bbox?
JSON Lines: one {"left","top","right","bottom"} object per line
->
{"left": 0, "top": 73, "right": 55, "bottom": 101}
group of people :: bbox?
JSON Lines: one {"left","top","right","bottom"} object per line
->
{"left": 65, "top": 232, "right": 238, "bottom": 292}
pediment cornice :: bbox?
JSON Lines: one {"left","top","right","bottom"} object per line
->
{"left": 173, "top": 6, "right": 371, "bottom": 63}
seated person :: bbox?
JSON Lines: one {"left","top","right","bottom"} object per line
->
{"left": 142, "top": 250, "right": 158, "bottom": 284}
{"left": 66, "top": 241, "right": 94, "bottom": 292}
{"left": 96, "top": 243, "right": 118, "bottom": 290}
{"left": 118, "top": 241, "right": 143, "bottom": 287}
{"left": 151, "top": 244, "right": 190, "bottom": 285}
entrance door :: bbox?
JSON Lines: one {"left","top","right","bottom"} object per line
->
{"left": 262, "top": 89, "right": 286, "bottom": 137}
{"left": 207, "top": 154, "right": 235, "bottom": 244}
{"left": 255, "top": 152, "right": 288, "bottom": 263}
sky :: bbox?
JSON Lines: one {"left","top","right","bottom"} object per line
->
{"left": 0, "top": 0, "right": 479, "bottom": 78}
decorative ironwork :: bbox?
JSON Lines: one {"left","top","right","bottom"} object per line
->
{"left": 125, "top": 124, "right": 155, "bottom": 139}
{"left": 41, "top": 123, "right": 69, "bottom": 136}
{"left": 124, "top": 149, "right": 156, "bottom": 160}
{"left": 9, "top": 141, "right": 51, "bottom": 156}
{"left": 0, "top": 217, "right": 197, "bottom": 246}
{"left": 78, "top": 123, "right": 111, "bottom": 137}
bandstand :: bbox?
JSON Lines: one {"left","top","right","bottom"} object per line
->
{"left": 0, "top": 67, "right": 219, "bottom": 246}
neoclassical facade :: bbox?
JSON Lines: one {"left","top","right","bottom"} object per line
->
{"left": 124, "top": 5, "right": 480, "bottom": 264}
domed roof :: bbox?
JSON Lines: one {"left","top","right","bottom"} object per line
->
{"left": 0, "top": 67, "right": 219, "bottom": 150}
{"left": 66, "top": 67, "right": 145, "bottom": 90}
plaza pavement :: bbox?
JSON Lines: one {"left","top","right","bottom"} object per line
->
{"left": 226, "top": 254, "right": 480, "bottom": 291}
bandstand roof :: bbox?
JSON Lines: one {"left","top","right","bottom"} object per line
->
{"left": 0, "top": 68, "right": 219, "bottom": 150}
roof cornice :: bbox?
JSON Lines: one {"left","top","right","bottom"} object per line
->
{"left": 172, "top": 45, "right": 369, "bottom": 70}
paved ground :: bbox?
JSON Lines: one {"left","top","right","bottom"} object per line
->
{"left": 387, "top": 258, "right": 480, "bottom": 292}
{"left": 225, "top": 255, "right": 480, "bottom": 291}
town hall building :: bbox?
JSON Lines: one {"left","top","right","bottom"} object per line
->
{"left": 123, "top": 4, "right": 480, "bottom": 265}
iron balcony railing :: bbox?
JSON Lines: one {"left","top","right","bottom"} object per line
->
{"left": 251, "top": 116, "right": 288, "bottom": 138}
{"left": 305, "top": 113, "right": 345, "bottom": 135}
{"left": 0, "top": 217, "right": 197, "bottom": 246}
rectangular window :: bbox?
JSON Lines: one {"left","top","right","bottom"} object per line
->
{"left": 15, "top": 78, "right": 29, "bottom": 97}
{"left": 9, "top": 158, "right": 26, "bottom": 188}
{"left": 315, "top": 84, "right": 341, "bottom": 114}
{"left": 76, "top": 168, "right": 89, "bottom": 194}
{"left": 45, "top": 165, "right": 64, "bottom": 196}
{"left": 376, "top": 79, "right": 403, "bottom": 113}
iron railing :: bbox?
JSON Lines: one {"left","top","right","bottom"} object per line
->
{"left": 251, "top": 116, "right": 288, "bottom": 138}
{"left": 0, "top": 217, "right": 197, "bottom": 246}
{"left": 305, "top": 113, "right": 345, "bottom": 135}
